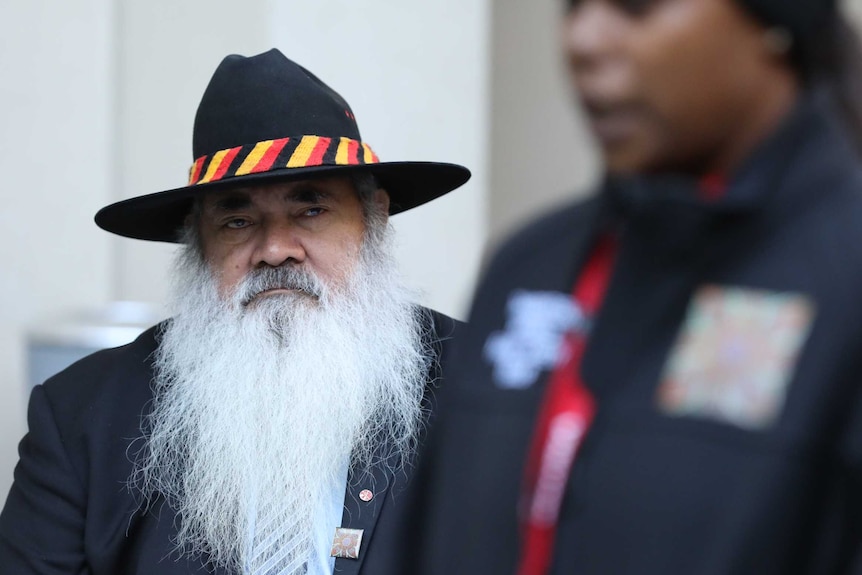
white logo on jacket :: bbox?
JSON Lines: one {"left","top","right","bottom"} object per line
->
{"left": 484, "top": 290, "right": 585, "bottom": 389}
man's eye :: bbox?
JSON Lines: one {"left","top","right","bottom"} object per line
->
{"left": 303, "top": 207, "right": 325, "bottom": 217}
{"left": 225, "top": 218, "right": 251, "bottom": 229}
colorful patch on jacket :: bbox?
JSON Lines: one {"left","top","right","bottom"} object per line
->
{"left": 484, "top": 290, "right": 587, "bottom": 390}
{"left": 330, "top": 527, "right": 363, "bottom": 559}
{"left": 657, "top": 285, "right": 815, "bottom": 430}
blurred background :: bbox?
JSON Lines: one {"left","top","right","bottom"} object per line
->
{"left": 1, "top": 0, "right": 860, "bottom": 500}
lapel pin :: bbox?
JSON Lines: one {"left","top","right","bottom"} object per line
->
{"left": 359, "top": 489, "right": 374, "bottom": 502}
{"left": 331, "top": 527, "right": 364, "bottom": 560}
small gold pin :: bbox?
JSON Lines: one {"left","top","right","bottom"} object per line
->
{"left": 331, "top": 527, "right": 364, "bottom": 559}
{"left": 359, "top": 489, "right": 374, "bottom": 502}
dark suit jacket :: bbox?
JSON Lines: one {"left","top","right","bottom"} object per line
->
{"left": 0, "top": 307, "right": 459, "bottom": 574}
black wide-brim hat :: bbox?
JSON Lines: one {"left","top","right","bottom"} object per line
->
{"left": 95, "top": 49, "right": 471, "bottom": 242}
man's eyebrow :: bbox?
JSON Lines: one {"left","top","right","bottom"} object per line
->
{"left": 210, "top": 193, "right": 252, "bottom": 212}
{"left": 285, "top": 184, "right": 332, "bottom": 204}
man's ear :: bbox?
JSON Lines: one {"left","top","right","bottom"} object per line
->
{"left": 372, "top": 188, "right": 390, "bottom": 216}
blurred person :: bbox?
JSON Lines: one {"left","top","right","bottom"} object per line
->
{"left": 415, "top": 1, "right": 862, "bottom": 574}
{"left": 0, "top": 48, "right": 470, "bottom": 575}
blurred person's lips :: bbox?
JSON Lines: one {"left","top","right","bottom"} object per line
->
{"left": 582, "top": 97, "right": 642, "bottom": 146}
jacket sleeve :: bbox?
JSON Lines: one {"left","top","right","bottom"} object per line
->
{"left": 0, "top": 384, "right": 89, "bottom": 574}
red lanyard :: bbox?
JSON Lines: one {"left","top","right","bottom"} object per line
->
{"left": 517, "top": 235, "right": 617, "bottom": 575}
{"left": 698, "top": 173, "right": 727, "bottom": 202}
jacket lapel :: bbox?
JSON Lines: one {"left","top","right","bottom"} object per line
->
{"left": 332, "top": 451, "right": 395, "bottom": 574}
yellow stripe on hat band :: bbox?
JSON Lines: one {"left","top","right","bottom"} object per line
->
{"left": 287, "top": 135, "right": 320, "bottom": 168}
{"left": 199, "top": 149, "right": 230, "bottom": 184}
{"left": 335, "top": 137, "right": 351, "bottom": 165}
{"left": 235, "top": 140, "right": 275, "bottom": 176}
{"left": 362, "top": 143, "right": 375, "bottom": 164}
{"left": 188, "top": 157, "right": 204, "bottom": 184}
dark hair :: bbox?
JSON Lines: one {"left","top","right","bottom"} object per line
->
{"left": 350, "top": 172, "right": 383, "bottom": 218}
{"left": 794, "top": 13, "right": 862, "bottom": 154}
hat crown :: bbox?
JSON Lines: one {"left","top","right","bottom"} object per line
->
{"left": 192, "top": 49, "right": 361, "bottom": 159}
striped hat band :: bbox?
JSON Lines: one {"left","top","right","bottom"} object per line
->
{"left": 188, "top": 135, "right": 380, "bottom": 186}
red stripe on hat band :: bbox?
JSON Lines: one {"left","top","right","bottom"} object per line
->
{"left": 187, "top": 135, "right": 377, "bottom": 186}
{"left": 252, "top": 137, "right": 289, "bottom": 173}
{"left": 211, "top": 146, "right": 242, "bottom": 182}
{"left": 189, "top": 157, "right": 205, "bottom": 185}
{"left": 307, "top": 137, "right": 331, "bottom": 166}
{"left": 347, "top": 139, "right": 360, "bottom": 164}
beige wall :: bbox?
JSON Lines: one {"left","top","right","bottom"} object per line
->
{"left": 0, "top": 0, "right": 114, "bottom": 500}
{"left": 487, "top": 0, "right": 599, "bottom": 247}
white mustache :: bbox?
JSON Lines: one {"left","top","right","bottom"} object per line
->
{"left": 236, "top": 266, "right": 325, "bottom": 306}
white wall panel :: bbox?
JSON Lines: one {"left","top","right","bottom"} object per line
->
{"left": 488, "top": 0, "right": 599, "bottom": 245}
{"left": 0, "top": 0, "right": 114, "bottom": 498}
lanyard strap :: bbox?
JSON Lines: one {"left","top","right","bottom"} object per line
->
{"left": 516, "top": 235, "right": 617, "bottom": 575}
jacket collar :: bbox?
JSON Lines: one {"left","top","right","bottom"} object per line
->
{"left": 606, "top": 87, "right": 857, "bottom": 221}
{"left": 332, "top": 455, "right": 397, "bottom": 574}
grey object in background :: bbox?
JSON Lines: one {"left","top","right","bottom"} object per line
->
{"left": 26, "top": 301, "right": 164, "bottom": 390}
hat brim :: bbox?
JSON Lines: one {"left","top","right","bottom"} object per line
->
{"left": 94, "top": 161, "right": 471, "bottom": 242}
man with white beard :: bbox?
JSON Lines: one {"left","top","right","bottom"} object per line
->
{"left": 0, "top": 49, "right": 470, "bottom": 575}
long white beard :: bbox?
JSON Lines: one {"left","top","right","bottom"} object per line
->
{"left": 131, "top": 221, "right": 432, "bottom": 574}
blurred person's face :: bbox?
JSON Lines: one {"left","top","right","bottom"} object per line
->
{"left": 563, "top": 0, "right": 798, "bottom": 175}
{"left": 198, "top": 176, "right": 388, "bottom": 301}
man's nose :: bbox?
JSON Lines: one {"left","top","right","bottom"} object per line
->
{"left": 253, "top": 220, "right": 307, "bottom": 268}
